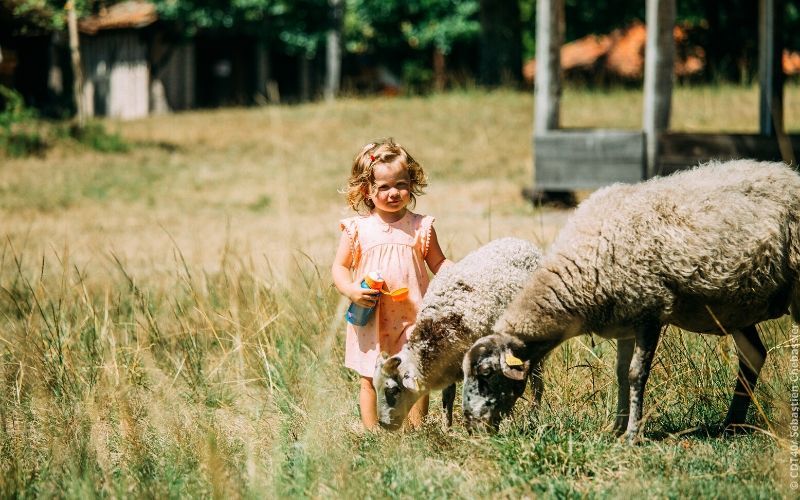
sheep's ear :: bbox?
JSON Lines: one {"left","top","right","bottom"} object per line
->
{"left": 374, "top": 351, "right": 386, "bottom": 371}
{"left": 500, "top": 349, "right": 529, "bottom": 381}
{"left": 402, "top": 375, "right": 420, "bottom": 392}
{"left": 382, "top": 356, "right": 401, "bottom": 376}
{"left": 462, "top": 343, "right": 488, "bottom": 376}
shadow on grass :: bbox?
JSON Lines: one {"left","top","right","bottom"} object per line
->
{"left": 134, "top": 140, "right": 184, "bottom": 153}
{"left": 657, "top": 423, "right": 769, "bottom": 439}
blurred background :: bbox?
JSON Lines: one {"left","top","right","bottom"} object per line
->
{"left": 1, "top": 0, "right": 799, "bottom": 119}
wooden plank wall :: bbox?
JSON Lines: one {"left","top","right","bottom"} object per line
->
{"left": 534, "top": 130, "right": 645, "bottom": 190}
{"left": 534, "top": 130, "right": 798, "bottom": 191}
{"left": 158, "top": 43, "right": 195, "bottom": 111}
{"left": 658, "top": 133, "right": 800, "bottom": 176}
{"left": 81, "top": 31, "right": 149, "bottom": 120}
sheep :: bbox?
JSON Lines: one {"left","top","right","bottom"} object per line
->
{"left": 373, "top": 237, "right": 543, "bottom": 430}
{"left": 461, "top": 159, "right": 800, "bottom": 441}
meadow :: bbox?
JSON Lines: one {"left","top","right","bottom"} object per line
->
{"left": 1, "top": 84, "right": 800, "bottom": 498}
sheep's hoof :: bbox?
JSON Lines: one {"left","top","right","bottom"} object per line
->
{"left": 622, "top": 430, "right": 640, "bottom": 445}
{"left": 612, "top": 418, "right": 628, "bottom": 436}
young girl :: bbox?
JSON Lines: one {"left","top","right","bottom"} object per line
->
{"left": 332, "top": 139, "right": 451, "bottom": 430}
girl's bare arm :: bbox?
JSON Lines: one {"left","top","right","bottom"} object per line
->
{"left": 425, "top": 227, "right": 453, "bottom": 274}
{"left": 331, "top": 232, "right": 380, "bottom": 306}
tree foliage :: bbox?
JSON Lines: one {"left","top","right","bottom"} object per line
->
{"left": 5, "top": 0, "right": 92, "bottom": 30}
{"left": 151, "top": 0, "right": 332, "bottom": 56}
{"left": 345, "top": 0, "right": 479, "bottom": 56}
{"left": 6, "top": 0, "right": 800, "bottom": 94}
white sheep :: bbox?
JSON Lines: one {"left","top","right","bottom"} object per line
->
{"left": 462, "top": 160, "right": 800, "bottom": 440}
{"left": 373, "top": 237, "right": 542, "bottom": 430}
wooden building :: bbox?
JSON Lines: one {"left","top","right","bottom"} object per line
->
{"left": 533, "top": 0, "right": 798, "bottom": 195}
{"left": 78, "top": 1, "right": 279, "bottom": 118}
{"left": 3, "top": 0, "right": 320, "bottom": 119}
{"left": 78, "top": 1, "right": 196, "bottom": 119}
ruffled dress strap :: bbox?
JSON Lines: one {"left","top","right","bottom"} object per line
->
{"left": 417, "top": 214, "right": 436, "bottom": 258}
{"left": 339, "top": 216, "right": 362, "bottom": 269}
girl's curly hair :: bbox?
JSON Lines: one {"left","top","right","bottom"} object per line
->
{"left": 345, "top": 138, "right": 428, "bottom": 213}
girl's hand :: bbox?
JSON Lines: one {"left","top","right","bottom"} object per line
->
{"left": 348, "top": 281, "right": 381, "bottom": 307}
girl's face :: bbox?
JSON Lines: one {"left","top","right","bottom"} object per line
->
{"left": 370, "top": 161, "right": 411, "bottom": 219}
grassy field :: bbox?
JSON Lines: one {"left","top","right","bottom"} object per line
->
{"left": 1, "top": 84, "right": 800, "bottom": 498}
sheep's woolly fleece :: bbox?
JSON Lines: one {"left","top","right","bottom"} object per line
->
{"left": 413, "top": 237, "right": 542, "bottom": 347}
{"left": 496, "top": 159, "right": 800, "bottom": 339}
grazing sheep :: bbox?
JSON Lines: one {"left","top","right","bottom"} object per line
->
{"left": 373, "top": 237, "right": 543, "bottom": 430}
{"left": 462, "top": 160, "right": 800, "bottom": 440}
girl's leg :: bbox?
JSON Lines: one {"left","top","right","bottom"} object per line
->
{"left": 406, "top": 394, "right": 429, "bottom": 429}
{"left": 359, "top": 377, "right": 378, "bottom": 430}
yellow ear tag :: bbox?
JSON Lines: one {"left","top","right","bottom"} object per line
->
{"left": 505, "top": 353, "right": 524, "bottom": 366}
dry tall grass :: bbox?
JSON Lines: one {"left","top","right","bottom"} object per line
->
{"left": 1, "top": 84, "right": 799, "bottom": 497}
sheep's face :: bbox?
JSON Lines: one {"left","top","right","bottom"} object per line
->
{"left": 373, "top": 348, "right": 423, "bottom": 430}
{"left": 462, "top": 334, "right": 529, "bottom": 432}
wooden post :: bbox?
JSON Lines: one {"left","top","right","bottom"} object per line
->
{"left": 433, "top": 48, "right": 446, "bottom": 92}
{"left": 66, "top": 0, "right": 85, "bottom": 127}
{"left": 534, "top": 0, "right": 563, "bottom": 133}
{"left": 255, "top": 40, "right": 270, "bottom": 103}
{"left": 642, "top": 0, "right": 675, "bottom": 178}
{"left": 299, "top": 54, "right": 310, "bottom": 102}
{"left": 758, "top": 0, "right": 783, "bottom": 137}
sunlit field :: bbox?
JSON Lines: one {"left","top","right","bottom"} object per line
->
{"left": 1, "top": 84, "right": 800, "bottom": 497}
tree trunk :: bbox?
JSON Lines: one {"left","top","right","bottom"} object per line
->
{"left": 758, "top": 0, "right": 784, "bottom": 137}
{"left": 255, "top": 40, "right": 270, "bottom": 104}
{"left": 479, "top": 0, "right": 522, "bottom": 86}
{"left": 324, "top": 0, "right": 343, "bottom": 101}
{"left": 66, "top": 1, "right": 85, "bottom": 126}
{"left": 299, "top": 54, "right": 311, "bottom": 102}
{"left": 433, "top": 47, "right": 446, "bottom": 92}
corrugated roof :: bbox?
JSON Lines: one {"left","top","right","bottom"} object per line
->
{"left": 78, "top": 1, "right": 157, "bottom": 35}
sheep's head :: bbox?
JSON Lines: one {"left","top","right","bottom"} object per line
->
{"left": 461, "top": 334, "right": 530, "bottom": 432}
{"left": 373, "top": 347, "right": 424, "bottom": 430}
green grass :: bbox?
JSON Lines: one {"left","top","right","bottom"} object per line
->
{"left": 1, "top": 85, "right": 799, "bottom": 497}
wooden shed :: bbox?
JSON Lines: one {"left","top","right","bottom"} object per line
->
{"left": 78, "top": 1, "right": 156, "bottom": 119}
{"left": 78, "top": 1, "right": 195, "bottom": 119}
{"left": 533, "top": 0, "right": 798, "bottom": 195}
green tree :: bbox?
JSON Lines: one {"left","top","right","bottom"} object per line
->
{"left": 520, "top": 0, "right": 799, "bottom": 83}
{"left": 479, "top": 0, "right": 522, "bottom": 86}
{"left": 151, "top": 0, "right": 336, "bottom": 59}
{"left": 6, "top": 0, "right": 93, "bottom": 123}
{"left": 153, "top": 0, "right": 330, "bottom": 100}
{"left": 346, "top": 0, "right": 479, "bottom": 91}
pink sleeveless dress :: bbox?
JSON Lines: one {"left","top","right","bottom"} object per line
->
{"left": 339, "top": 211, "right": 435, "bottom": 377}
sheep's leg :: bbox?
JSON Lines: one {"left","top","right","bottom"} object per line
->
{"left": 613, "top": 338, "right": 635, "bottom": 435}
{"left": 528, "top": 360, "right": 545, "bottom": 410}
{"left": 624, "top": 323, "right": 661, "bottom": 443}
{"left": 442, "top": 383, "right": 456, "bottom": 428}
{"left": 723, "top": 325, "right": 766, "bottom": 431}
